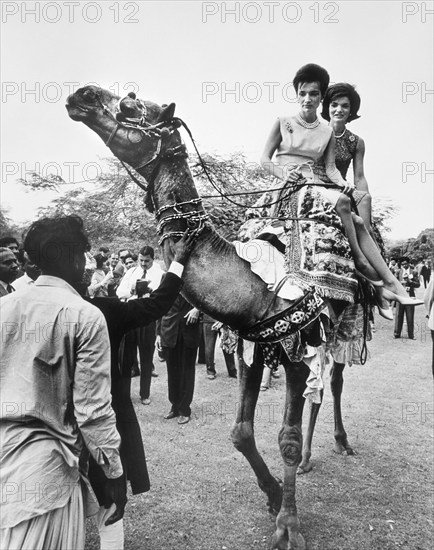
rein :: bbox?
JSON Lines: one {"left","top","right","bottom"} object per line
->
{"left": 97, "top": 94, "right": 350, "bottom": 243}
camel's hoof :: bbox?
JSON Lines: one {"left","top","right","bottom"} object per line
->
{"left": 334, "top": 440, "right": 355, "bottom": 455}
{"left": 297, "top": 461, "right": 313, "bottom": 475}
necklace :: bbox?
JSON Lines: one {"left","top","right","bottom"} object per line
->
{"left": 334, "top": 128, "right": 346, "bottom": 139}
{"left": 295, "top": 113, "right": 320, "bottom": 129}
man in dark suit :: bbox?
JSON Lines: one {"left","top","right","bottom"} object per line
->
{"left": 394, "top": 258, "right": 420, "bottom": 340}
{"left": 0, "top": 247, "right": 19, "bottom": 297}
{"left": 158, "top": 296, "right": 201, "bottom": 424}
{"left": 84, "top": 229, "right": 198, "bottom": 547}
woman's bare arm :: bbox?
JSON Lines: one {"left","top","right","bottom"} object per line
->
{"left": 324, "top": 135, "right": 351, "bottom": 192}
{"left": 260, "top": 119, "right": 287, "bottom": 182}
{"left": 353, "top": 137, "right": 369, "bottom": 193}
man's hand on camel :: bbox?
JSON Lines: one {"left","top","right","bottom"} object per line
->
{"left": 173, "top": 228, "right": 201, "bottom": 265}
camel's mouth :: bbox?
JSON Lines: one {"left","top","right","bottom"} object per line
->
{"left": 65, "top": 96, "right": 92, "bottom": 120}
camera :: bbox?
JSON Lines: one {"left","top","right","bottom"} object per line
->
{"left": 136, "top": 279, "right": 150, "bottom": 298}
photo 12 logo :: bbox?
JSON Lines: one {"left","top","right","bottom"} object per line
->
{"left": 401, "top": 1, "right": 433, "bottom": 22}
{"left": 1, "top": 81, "right": 140, "bottom": 104}
{"left": 202, "top": 81, "right": 298, "bottom": 103}
{"left": 402, "top": 162, "right": 433, "bottom": 183}
{"left": 1, "top": 2, "right": 140, "bottom": 24}
{"left": 402, "top": 82, "right": 433, "bottom": 103}
{"left": 201, "top": 1, "right": 340, "bottom": 24}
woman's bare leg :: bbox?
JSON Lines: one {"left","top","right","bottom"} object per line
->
{"left": 351, "top": 213, "right": 409, "bottom": 296}
{"left": 334, "top": 195, "right": 380, "bottom": 282}
{"left": 356, "top": 193, "right": 373, "bottom": 235}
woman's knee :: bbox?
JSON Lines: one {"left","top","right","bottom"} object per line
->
{"left": 336, "top": 194, "right": 351, "bottom": 215}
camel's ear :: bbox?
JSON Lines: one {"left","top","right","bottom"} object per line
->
{"left": 157, "top": 102, "right": 176, "bottom": 122}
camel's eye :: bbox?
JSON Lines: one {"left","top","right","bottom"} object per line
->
{"left": 82, "top": 89, "right": 96, "bottom": 101}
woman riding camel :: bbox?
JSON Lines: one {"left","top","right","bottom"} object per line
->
{"left": 320, "top": 82, "right": 374, "bottom": 235}
{"left": 260, "top": 63, "right": 423, "bottom": 316}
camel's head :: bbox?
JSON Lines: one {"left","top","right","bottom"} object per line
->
{"left": 66, "top": 85, "right": 180, "bottom": 169}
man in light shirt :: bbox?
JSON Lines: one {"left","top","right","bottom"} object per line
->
{"left": 0, "top": 247, "right": 19, "bottom": 296}
{"left": 11, "top": 252, "right": 41, "bottom": 291}
{"left": 136, "top": 246, "right": 165, "bottom": 404}
{"left": 0, "top": 215, "right": 126, "bottom": 550}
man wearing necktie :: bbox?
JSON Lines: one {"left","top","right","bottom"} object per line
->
{"left": 0, "top": 247, "right": 19, "bottom": 297}
{"left": 394, "top": 258, "right": 420, "bottom": 340}
{"left": 135, "top": 246, "right": 164, "bottom": 405}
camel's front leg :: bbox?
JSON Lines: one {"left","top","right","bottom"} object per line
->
{"left": 231, "top": 343, "right": 283, "bottom": 514}
{"left": 297, "top": 390, "right": 323, "bottom": 474}
{"left": 272, "top": 359, "right": 309, "bottom": 550}
{"left": 330, "top": 361, "right": 354, "bottom": 454}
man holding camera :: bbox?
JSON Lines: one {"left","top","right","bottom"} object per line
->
{"left": 394, "top": 258, "right": 420, "bottom": 340}
{"left": 135, "top": 246, "right": 165, "bottom": 404}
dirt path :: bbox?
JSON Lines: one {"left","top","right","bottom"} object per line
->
{"left": 86, "top": 290, "right": 433, "bottom": 550}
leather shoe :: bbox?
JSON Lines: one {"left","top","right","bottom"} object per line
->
{"left": 141, "top": 398, "right": 151, "bottom": 405}
{"left": 228, "top": 371, "right": 237, "bottom": 378}
{"left": 151, "top": 371, "right": 159, "bottom": 377}
{"left": 207, "top": 373, "right": 216, "bottom": 380}
{"left": 177, "top": 415, "right": 190, "bottom": 425}
{"left": 164, "top": 410, "right": 178, "bottom": 420}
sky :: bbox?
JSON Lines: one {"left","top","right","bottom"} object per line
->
{"left": 1, "top": 0, "right": 433, "bottom": 240}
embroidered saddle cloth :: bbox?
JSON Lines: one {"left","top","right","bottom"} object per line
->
{"left": 235, "top": 183, "right": 358, "bottom": 304}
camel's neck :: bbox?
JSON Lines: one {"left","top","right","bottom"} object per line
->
{"left": 143, "top": 157, "right": 289, "bottom": 330}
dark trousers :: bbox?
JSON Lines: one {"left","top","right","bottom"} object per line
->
{"left": 138, "top": 322, "right": 156, "bottom": 400}
{"left": 394, "top": 304, "right": 415, "bottom": 338}
{"left": 203, "top": 321, "right": 236, "bottom": 375}
{"left": 164, "top": 335, "right": 197, "bottom": 417}
{"left": 423, "top": 274, "right": 431, "bottom": 288}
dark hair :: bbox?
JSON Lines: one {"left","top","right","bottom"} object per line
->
{"left": 139, "top": 245, "right": 154, "bottom": 259}
{"left": 99, "top": 246, "right": 109, "bottom": 255}
{"left": 24, "top": 215, "right": 90, "bottom": 273}
{"left": 293, "top": 63, "right": 330, "bottom": 97}
{"left": 94, "top": 253, "right": 107, "bottom": 269}
{"left": 0, "top": 236, "right": 19, "bottom": 247}
{"left": 123, "top": 254, "right": 134, "bottom": 263}
{"left": 321, "top": 83, "right": 361, "bottom": 123}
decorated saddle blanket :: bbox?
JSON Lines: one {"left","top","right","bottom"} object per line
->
{"left": 235, "top": 183, "right": 358, "bottom": 303}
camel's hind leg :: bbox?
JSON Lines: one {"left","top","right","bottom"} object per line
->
{"left": 231, "top": 343, "right": 283, "bottom": 514}
{"left": 331, "top": 361, "right": 354, "bottom": 454}
{"left": 272, "top": 357, "right": 309, "bottom": 550}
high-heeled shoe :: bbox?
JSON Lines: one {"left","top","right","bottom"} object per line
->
{"left": 381, "top": 288, "right": 424, "bottom": 306}
{"left": 354, "top": 270, "right": 384, "bottom": 287}
{"left": 375, "top": 300, "right": 394, "bottom": 321}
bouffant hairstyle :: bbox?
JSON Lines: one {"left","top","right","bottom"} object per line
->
{"left": 321, "top": 83, "right": 361, "bottom": 123}
{"left": 293, "top": 63, "right": 330, "bottom": 97}
{"left": 24, "top": 215, "right": 90, "bottom": 273}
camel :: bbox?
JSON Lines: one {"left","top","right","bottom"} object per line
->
{"left": 66, "top": 86, "right": 360, "bottom": 549}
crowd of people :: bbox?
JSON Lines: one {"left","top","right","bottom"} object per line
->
{"left": 0, "top": 223, "right": 239, "bottom": 550}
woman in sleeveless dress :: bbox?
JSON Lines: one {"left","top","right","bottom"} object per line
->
{"left": 321, "top": 83, "right": 374, "bottom": 236}
{"left": 260, "top": 64, "right": 422, "bottom": 311}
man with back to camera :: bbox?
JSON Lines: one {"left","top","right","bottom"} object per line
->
{"left": 0, "top": 216, "right": 126, "bottom": 550}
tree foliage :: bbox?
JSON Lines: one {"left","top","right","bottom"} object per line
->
{"left": 388, "top": 228, "right": 434, "bottom": 263}
{"left": 15, "top": 153, "right": 413, "bottom": 255}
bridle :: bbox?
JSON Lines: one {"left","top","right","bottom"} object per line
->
{"left": 93, "top": 90, "right": 209, "bottom": 245}
{"left": 89, "top": 90, "right": 351, "bottom": 247}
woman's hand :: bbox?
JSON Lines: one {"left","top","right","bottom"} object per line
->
{"left": 340, "top": 181, "right": 355, "bottom": 195}
{"left": 285, "top": 169, "right": 304, "bottom": 184}
{"left": 185, "top": 308, "right": 200, "bottom": 325}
